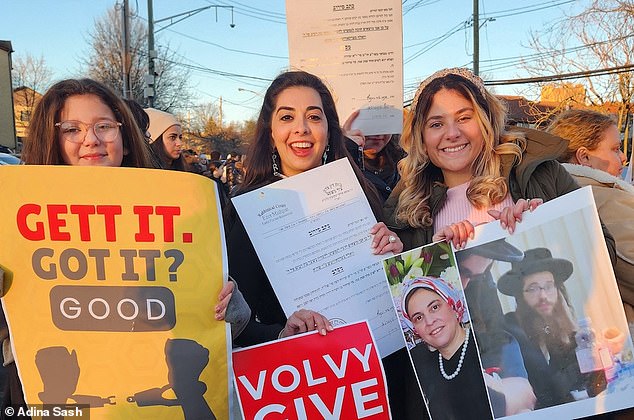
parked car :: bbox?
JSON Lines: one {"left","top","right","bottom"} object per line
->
{"left": 0, "top": 153, "right": 21, "bottom": 165}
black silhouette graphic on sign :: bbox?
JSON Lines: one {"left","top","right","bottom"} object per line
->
{"left": 127, "top": 339, "right": 216, "bottom": 419}
{"left": 35, "top": 346, "right": 116, "bottom": 410}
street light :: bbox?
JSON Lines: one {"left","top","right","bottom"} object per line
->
{"left": 154, "top": 5, "right": 235, "bottom": 33}
{"left": 145, "top": 1, "right": 236, "bottom": 107}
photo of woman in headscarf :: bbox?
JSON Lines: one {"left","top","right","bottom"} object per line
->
{"left": 401, "top": 276, "right": 496, "bottom": 419}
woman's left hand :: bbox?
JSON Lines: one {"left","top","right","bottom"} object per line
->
{"left": 370, "top": 222, "right": 403, "bottom": 255}
{"left": 487, "top": 198, "right": 543, "bottom": 234}
{"left": 214, "top": 281, "right": 234, "bottom": 321}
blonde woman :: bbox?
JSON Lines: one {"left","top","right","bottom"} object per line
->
{"left": 548, "top": 109, "right": 633, "bottom": 324}
{"left": 384, "top": 68, "right": 615, "bottom": 259}
{"left": 383, "top": 68, "right": 616, "bottom": 415}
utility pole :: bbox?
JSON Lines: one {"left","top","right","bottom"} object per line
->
{"left": 145, "top": 1, "right": 234, "bottom": 108}
{"left": 219, "top": 96, "right": 223, "bottom": 129}
{"left": 473, "top": 0, "right": 479, "bottom": 76}
{"left": 121, "top": 0, "right": 132, "bottom": 99}
{"left": 146, "top": 0, "right": 156, "bottom": 107}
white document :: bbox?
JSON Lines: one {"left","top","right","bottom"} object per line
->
{"left": 232, "top": 159, "right": 404, "bottom": 357}
{"left": 286, "top": 0, "right": 403, "bottom": 136}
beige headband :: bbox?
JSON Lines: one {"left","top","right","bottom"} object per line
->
{"left": 410, "top": 67, "right": 487, "bottom": 112}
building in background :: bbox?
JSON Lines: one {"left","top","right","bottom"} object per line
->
{"left": 13, "top": 86, "right": 41, "bottom": 150}
{"left": 0, "top": 41, "right": 17, "bottom": 152}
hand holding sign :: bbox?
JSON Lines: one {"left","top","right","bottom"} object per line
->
{"left": 233, "top": 321, "right": 390, "bottom": 420}
{"left": 280, "top": 309, "right": 333, "bottom": 338}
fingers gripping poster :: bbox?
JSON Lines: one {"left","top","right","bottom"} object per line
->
{"left": 0, "top": 166, "right": 230, "bottom": 419}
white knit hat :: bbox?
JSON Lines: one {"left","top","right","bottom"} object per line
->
{"left": 144, "top": 108, "right": 181, "bottom": 144}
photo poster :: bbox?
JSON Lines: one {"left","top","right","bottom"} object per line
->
{"left": 286, "top": 0, "right": 404, "bottom": 135}
{"left": 232, "top": 320, "right": 391, "bottom": 420}
{"left": 382, "top": 241, "right": 497, "bottom": 419}
{"left": 0, "top": 166, "right": 231, "bottom": 419}
{"left": 455, "top": 186, "right": 634, "bottom": 419}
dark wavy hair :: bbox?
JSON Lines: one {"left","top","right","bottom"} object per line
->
{"left": 22, "top": 78, "right": 152, "bottom": 168}
{"left": 150, "top": 135, "right": 187, "bottom": 171}
{"left": 238, "top": 70, "right": 382, "bottom": 216}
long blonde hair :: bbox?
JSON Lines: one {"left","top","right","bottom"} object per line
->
{"left": 396, "top": 70, "right": 524, "bottom": 228}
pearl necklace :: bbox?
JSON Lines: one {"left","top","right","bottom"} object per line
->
{"left": 439, "top": 327, "right": 470, "bottom": 380}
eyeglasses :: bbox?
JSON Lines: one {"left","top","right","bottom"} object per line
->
{"left": 55, "top": 120, "right": 122, "bottom": 143}
{"left": 523, "top": 282, "right": 556, "bottom": 296}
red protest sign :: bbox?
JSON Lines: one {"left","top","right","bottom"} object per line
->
{"left": 233, "top": 321, "right": 390, "bottom": 419}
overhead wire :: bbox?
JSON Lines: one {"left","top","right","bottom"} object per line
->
{"left": 206, "top": 0, "right": 286, "bottom": 24}
{"left": 212, "top": 0, "right": 286, "bottom": 20}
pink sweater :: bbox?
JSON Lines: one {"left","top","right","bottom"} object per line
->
{"left": 434, "top": 182, "right": 514, "bottom": 234}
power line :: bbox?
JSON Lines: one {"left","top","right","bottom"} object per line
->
{"left": 479, "top": 33, "right": 634, "bottom": 73}
{"left": 134, "top": 14, "right": 287, "bottom": 59}
{"left": 208, "top": 0, "right": 286, "bottom": 24}
{"left": 403, "top": 0, "right": 441, "bottom": 15}
{"left": 481, "top": 0, "right": 576, "bottom": 20}
{"left": 214, "top": 0, "right": 286, "bottom": 20}
{"left": 404, "top": 0, "right": 579, "bottom": 65}
{"left": 404, "top": 21, "right": 467, "bottom": 64}
{"left": 402, "top": 64, "right": 634, "bottom": 107}
{"left": 484, "top": 64, "right": 634, "bottom": 86}
{"left": 161, "top": 26, "right": 288, "bottom": 59}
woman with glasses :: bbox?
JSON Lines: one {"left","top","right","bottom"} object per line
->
{"left": 144, "top": 107, "right": 187, "bottom": 171}
{"left": 22, "top": 79, "right": 152, "bottom": 167}
{"left": 13, "top": 78, "right": 249, "bottom": 413}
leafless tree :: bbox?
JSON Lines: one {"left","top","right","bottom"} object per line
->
{"left": 81, "top": 6, "right": 193, "bottom": 112}
{"left": 11, "top": 54, "right": 52, "bottom": 114}
{"left": 185, "top": 102, "right": 221, "bottom": 136}
{"left": 523, "top": 0, "right": 634, "bottom": 130}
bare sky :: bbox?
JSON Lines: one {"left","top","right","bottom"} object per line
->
{"left": 1, "top": 0, "right": 584, "bottom": 122}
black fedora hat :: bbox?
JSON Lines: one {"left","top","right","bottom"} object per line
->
{"left": 457, "top": 238, "right": 524, "bottom": 263}
{"left": 497, "top": 247, "right": 573, "bottom": 296}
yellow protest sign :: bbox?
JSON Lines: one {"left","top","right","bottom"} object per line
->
{"left": 0, "top": 166, "right": 229, "bottom": 419}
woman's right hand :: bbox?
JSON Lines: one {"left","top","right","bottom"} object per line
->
{"left": 280, "top": 309, "right": 333, "bottom": 338}
{"left": 342, "top": 110, "right": 365, "bottom": 148}
{"left": 432, "top": 220, "right": 475, "bottom": 250}
{"left": 487, "top": 198, "right": 543, "bottom": 234}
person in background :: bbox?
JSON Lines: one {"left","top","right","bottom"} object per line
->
{"left": 547, "top": 109, "right": 634, "bottom": 325}
{"left": 342, "top": 109, "right": 405, "bottom": 203}
{"left": 122, "top": 98, "right": 163, "bottom": 169}
{"left": 224, "top": 70, "right": 416, "bottom": 418}
{"left": 144, "top": 107, "right": 187, "bottom": 171}
{"left": 224, "top": 153, "right": 244, "bottom": 194}
{"left": 498, "top": 248, "right": 607, "bottom": 407}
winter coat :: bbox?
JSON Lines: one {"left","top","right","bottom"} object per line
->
{"left": 383, "top": 128, "right": 617, "bottom": 263}
{"left": 562, "top": 163, "right": 634, "bottom": 321}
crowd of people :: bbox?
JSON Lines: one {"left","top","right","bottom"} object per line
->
{"left": 1, "top": 66, "right": 633, "bottom": 419}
